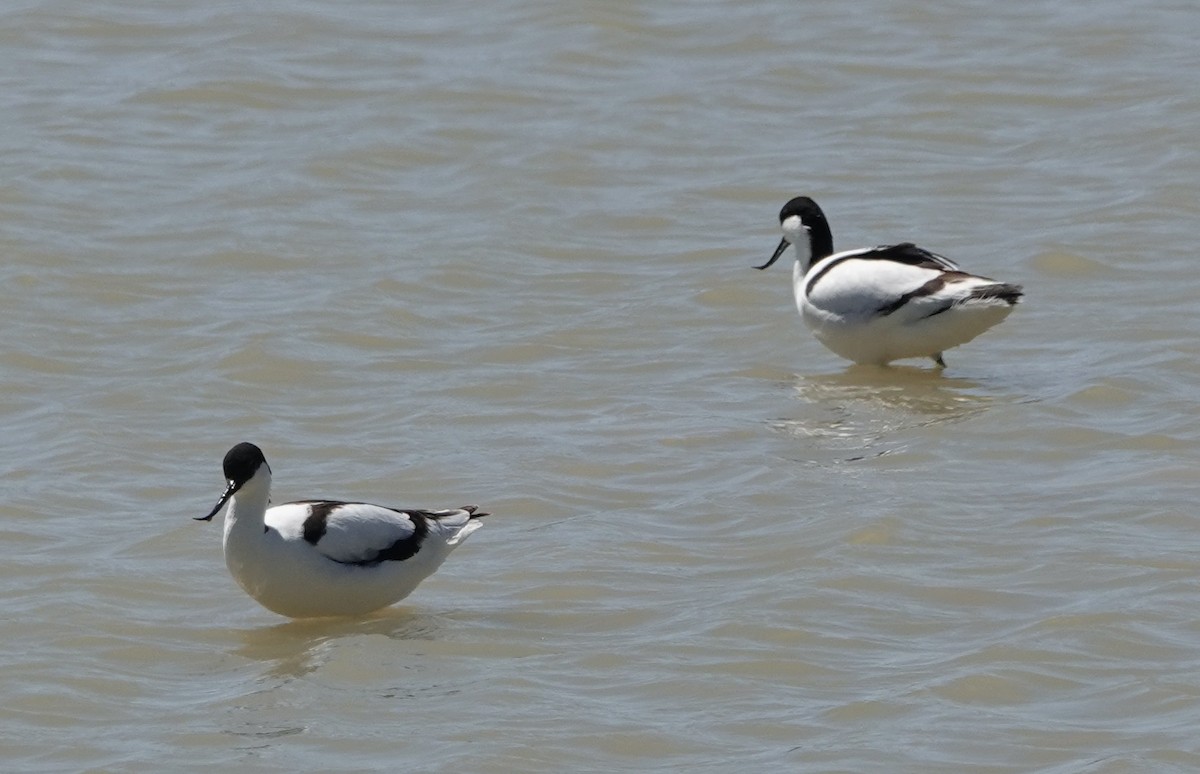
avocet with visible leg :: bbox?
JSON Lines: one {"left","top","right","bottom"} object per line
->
{"left": 756, "top": 196, "right": 1022, "bottom": 367}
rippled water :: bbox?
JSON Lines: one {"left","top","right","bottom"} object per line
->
{"left": 4, "top": 1, "right": 1200, "bottom": 771}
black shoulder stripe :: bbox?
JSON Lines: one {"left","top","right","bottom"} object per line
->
{"left": 805, "top": 244, "right": 956, "bottom": 297}
{"left": 299, "top": 501, "right": 344, "bottom": 545}
{"left": 804, "top": 254, "right": 854, "bottom": 296}
{"left": 868, "top": 243, "right": 958, "bottom": 271}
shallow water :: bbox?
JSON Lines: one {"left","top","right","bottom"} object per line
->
{"left": 3, "top": 1, "right": 1200, "bottom": 771}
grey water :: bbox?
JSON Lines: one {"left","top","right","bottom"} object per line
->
{"left": 3, "top": 1, "right": 1200, "bottom": 771}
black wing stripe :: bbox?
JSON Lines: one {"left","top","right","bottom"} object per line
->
{"left": 291, "top": 503, "right": 473, "bottom": 567}
{"left": 327, "top": 509, "right": 431, "bottom": 567}
{"left": 876, "top": 276, "right": 949, "bottom": 316}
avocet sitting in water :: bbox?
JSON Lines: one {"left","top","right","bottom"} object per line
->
{"left": 756, "top": 196, "right": 1022, "bottom": 367}
{"left": 196, "top": 442, "right": 488, "bottom": 618}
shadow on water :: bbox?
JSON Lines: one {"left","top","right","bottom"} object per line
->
{"left": 768, "top": 363, "right": 1004, "bottom": 461}
{"left": 232, "top": 607, "right": 444, "bottom": 678}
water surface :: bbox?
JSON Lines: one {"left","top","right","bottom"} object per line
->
{"left": 2, "top": 1, "right": 1199, "bottom": 771}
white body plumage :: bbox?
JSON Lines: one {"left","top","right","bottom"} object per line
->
{"left": 759, "top": 196, "right": 1022, "bottom": 367}
{"left": 198, "top": 443, "right": 487, "bottom": 618}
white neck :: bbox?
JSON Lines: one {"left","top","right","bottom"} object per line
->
{"left": 222, "top": 474, "right": 272, "bottom": 543}
{"left": 789, "top": 234, "right": 814, "bottom": 272}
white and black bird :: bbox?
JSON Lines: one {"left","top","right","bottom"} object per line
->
{"left": 756, "top": 196, "right": 1022, "bottom": 367}
{"left": 196, "top": 442, "right": 488, "bottom": 618}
